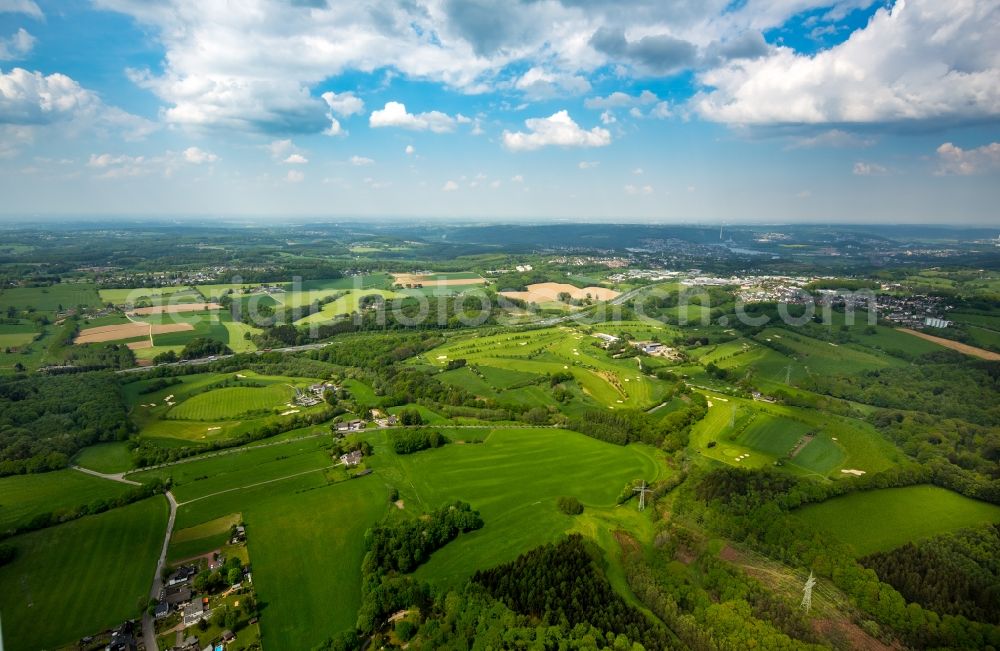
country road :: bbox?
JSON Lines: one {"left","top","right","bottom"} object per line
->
{"left": 142, "top": 491, "right": 177, "bottom": 651}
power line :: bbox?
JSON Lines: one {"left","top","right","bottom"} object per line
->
{"left": 633, "top": 481, "right": 653, "bottom": 511}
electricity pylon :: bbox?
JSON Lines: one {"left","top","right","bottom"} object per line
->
{"left": 633, "top": 481, "right": 653, "bottom": 511}
{"left": 801, "top": 571, "right": 816, "bottom": 613}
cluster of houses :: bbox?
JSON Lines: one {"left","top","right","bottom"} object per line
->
{"left": 370, "top": 409, "right": 399, "bottom": 428}
{"left": 632, "top": 340, "right": 681, "bottom": 360}
{"left": 294, "top": 382, "right": 337, "bottom": 407}
{"left": 334, "top": 419, "right": 366, "bottom": 433}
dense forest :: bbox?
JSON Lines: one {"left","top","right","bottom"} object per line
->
{"left": 472, "top": 535, "right": 675, "bottom": 650}
{"left": 0, "top": 372, "right": 133, "bottom": 475}
{"left": 862, "top": 524, "right": 1000, "bottom": 624}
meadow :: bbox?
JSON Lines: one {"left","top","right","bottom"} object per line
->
{"left": 0, "top": 469, "right": 131, "bottom": 533}
{"left": 167, "top": 512, "right": 242, "bottom": 563}
{"left": 129, "top": 435, "right": 332, "bottom": 503}
{"left": 792, "top": 485, "right": 1000, "bottom": 557}
{"left": 368, "top": 427, "right": 665, "bottom": 587}
{"left": 98, "top": 285, "right": 198, "bottom": 305}
{"left": 0, "top": 282, "right": 101, "bottom": 312}
{"left": 72, "top": 441, "right": 136, "bottom": 473}
{"left": 157, "top": 462, "right": 386, "bottom": 649}
{"left": 0, "top": 498, "right": 167, "bottom": 651}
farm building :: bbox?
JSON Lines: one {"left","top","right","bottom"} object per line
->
{"left": 182, "top": 601, "right": 210, "bottom": 628}
{"left": 165, "top": 586, "right": 192, "bottom": 607}
{"left": 924, "top": 316, "right": 952, "bottom": 329}
{"left": 592, "top": 332, "right": 620, "bottom": 347}
{"left": 340, "top": 450, "right": 363, "bottom": 467}
{"left": 231, "top": 524, "right": 246, "bottom": 544}
{"left": 166, "top": 565, "right": 197, "bottom": 587}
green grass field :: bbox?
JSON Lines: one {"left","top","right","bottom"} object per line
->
{"left": 0, "top": 332, "right": 37, "bottom": 348}
{"left": 98, "top": 286, "right": 196, "bottom": 305}
{"left": 167, "top": 512, "right": 242, "bottom": 562}
{"left": 294, "top": 289, "right": 401, "bottom": 325}
{"left": 369, "top": 427, "right": 665, "bottom": 587}
{"left": 0, "top": 498, "right": 167, "bottom": 650}
{"left": 0, "top": 469, "right": 131, "bottom": 533}
{"left": 792, "top": 485, "right": 1000, "bottom": 557}
{"left": 738, "top": 414, "right": 812, "bottom": 456}
{"left": 167, "top": 384, "right": 295, "bottom": 420}
{"left": 160, "top": 463, "right": 386, "bottom": 649}
{"left": 689, "top": 392, "right": 901, "bottom": 478}
{"left": 72, "top": 441, "right": 135, "bottom": 474}
{"left": 0, "top": 282, "right": 101, "bottom": 312}
{"left": 129, "top": 436, "right": 332, "bottom": 503}
{"left": 417, "top": 326, "right": 665, "bottom": 410}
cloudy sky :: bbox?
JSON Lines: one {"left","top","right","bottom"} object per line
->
{"left": 0, "top": 0, "right": 998, "bottom": 223}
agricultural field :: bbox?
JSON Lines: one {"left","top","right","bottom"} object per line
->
{"left": 167, "top": 512, "right": 242, "bottom": 563}
{"left": 392, "top": 271, "right": 487, "bottom": 287}
{"left": 500, "top": 282, "right": 619, "bottom": 306}
{"left": 0, "top": 469, "right": 131, "bottom": 533}
{"left": 0, "top": 282, "right": 101, "bottom": 312}
{"left": 753, "top": 327, "right": 897, "bottom": 375}
{"left": 792, "top": 485, "right": 1000, "bottom": 557}
{"left": 0, "top": 498, "right": 167, "bottom": 651}
{"left": 142, "top": 448, "right": 386, "bottom": 649}
{"left": 293, "top": 288, "right": 401, "bottom": 325}
{"left": 98, "top": 286, "right": 199, "bottom": 305}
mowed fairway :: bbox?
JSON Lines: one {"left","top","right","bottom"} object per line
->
{"left": 0, "top": 469, "right": 131, "bottom": 532}
{"left": 792, "top": 485, "right": 1000, "bottom": 557}
{"left": 167, "top": 384, "right": 294, "bottom": 420}
{"left": 418, "top": 327, "right": 663, "bottom": 409}
{"left": 372, "top": 428, "right": 664, "bottom": 587}
{"left": 0, "top": 498, "right": 167, "bottom": 651}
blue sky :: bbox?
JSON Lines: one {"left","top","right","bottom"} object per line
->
{"left": 0, "top": 0, "right": 998, "bottom": 223}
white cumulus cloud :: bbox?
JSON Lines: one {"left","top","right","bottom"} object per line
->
{"left": 405, "top": 144, "right": 415, "bottom": 155}
{"left": 284, "top": 153, "right": 309, "bottom": 164}
{"left": 183, "top": 146, "right": 218, "bottom": 164}
{"left": 935, "top": 142, "right": 1000, "bottom": 175}
{"left": 349, "top": 155, "right": 374, "bottom": 166}
{"left": 0, "top": 67, "right": 155, "bottom": 139}
{"left": 0, "top": 28, "right": 34, "bottom": 60}
{"left": 370, "top": 101, "right": 459, "bottom": 133}
{"left": 694, "top": 0, "right": 1000, "bottom": 125}
{"left": 852, "top": 161, "right": 887, "bottom": 176}
{"left": 442, "top": 180, "right": 459, "bottom": 191}
{"left": 502, "top": 110, "right": 611, "bottom": 152}
{"left": 286, "top": 169, "right": 304, "bottom": 183}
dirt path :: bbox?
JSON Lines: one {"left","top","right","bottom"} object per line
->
{"left": 70, "top": 464, "right": 141, "bottom": 486}
{"left": 896, "top": 328, "right": 1000, "bottom": 360}
{"left": 176, "top": 463, "right": 341, "bottom": 506}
